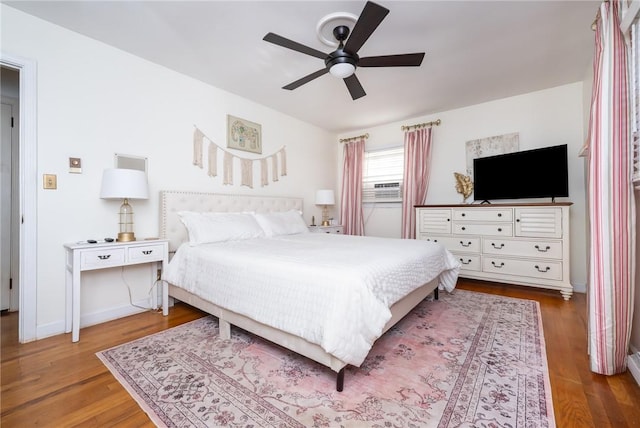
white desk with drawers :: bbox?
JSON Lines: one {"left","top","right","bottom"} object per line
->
{"left": 64, "top": 239, "right": 169, "bottom": 342}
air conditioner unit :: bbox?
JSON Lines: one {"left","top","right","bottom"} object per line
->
{"left": 363, "top": 181, "right": 402, "bottom": 203}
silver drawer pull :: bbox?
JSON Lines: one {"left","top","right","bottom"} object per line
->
{"left": 98, "top": 255, "right": 111, "bottom": 260}
{"left": 535, "top": 265, "right": 551, "bottom": 273}
{"left": 491, "top": 243, "right": 504, "bottom": 249}
{"left": 142, "top": 250, "right": 153, "bottom": 255}
{"left": 459, "top": 258, "right": 472, "bottom": 265}
{"left": 459, "top": 241, "right": 472, "bottom": 247}
{"left": 534, "top": 245, "right": 551, "bottom": 253}
{"left": 491, "top": 261, "right": 505, "bottom": 268}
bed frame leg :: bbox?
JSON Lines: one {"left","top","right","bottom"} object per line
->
{"left": 434, "top": 287, "right": 439, "bottom": 300}
{"left": 219, "top": 319, "right": 231, "bottom": 340}
{"left": 336, "top": 368, "right": 345, "bottom": 392}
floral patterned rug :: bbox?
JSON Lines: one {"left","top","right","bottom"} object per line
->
{"left": 97, "top": 289, "right": 555, "bottom": 427}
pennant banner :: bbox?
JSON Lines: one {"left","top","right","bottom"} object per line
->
{"left": 193, "top": 126, "right": 286, "bottom": 188}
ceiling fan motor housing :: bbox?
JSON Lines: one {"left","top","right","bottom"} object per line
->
{"left": 325, "top": 25, "right": 358, "bottom": 70}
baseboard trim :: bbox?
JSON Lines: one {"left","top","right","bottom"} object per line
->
{"left": 36, "top": 298, "right": 155, "bottom": 340}
{"left": 629, "top": 353, "right": 640, "bottom": 387}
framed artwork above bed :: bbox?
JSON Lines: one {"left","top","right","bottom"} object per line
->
{"left": 227, "top": 115, "right": 262, "bottom": 154}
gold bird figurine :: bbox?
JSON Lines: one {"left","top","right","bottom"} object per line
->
{"left": 454, "top": 172, "right": 473, "bottom": 203}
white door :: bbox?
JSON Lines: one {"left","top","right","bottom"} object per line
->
{"left": 1, "top": 101, "right": 12, "bottom": 310}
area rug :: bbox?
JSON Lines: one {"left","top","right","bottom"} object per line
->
{"left": 97, "top": 289, "right": 555, "bottom": 427}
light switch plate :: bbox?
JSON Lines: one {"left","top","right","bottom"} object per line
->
{"left": 43, "top": 174, "right": 57, "bottom": 189}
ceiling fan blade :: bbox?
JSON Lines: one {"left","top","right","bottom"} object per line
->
{"left": 344, "top": 74, "right": 366, "bottom": 100}
{"left": 359, "top": 53, "right": 425, "bottom": 67}
{"left": 263, "top": 33, "right": 327, "bottom": 60}
{"left": 283, "top": 68, "right": 329, "bottom": 90}
{"left": 344, "top": 1, "right": 389, "bottom": 54}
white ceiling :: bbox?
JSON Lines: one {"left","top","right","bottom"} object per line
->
{"left": 5, "top": 1, "right": 600, "bottom": 133}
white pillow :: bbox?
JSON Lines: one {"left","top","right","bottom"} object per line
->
{"left": 178, "top": 211, "right": 265, "bottom": 245}
{"left": 253, "top": 210, "right": 309, "bottom": 237}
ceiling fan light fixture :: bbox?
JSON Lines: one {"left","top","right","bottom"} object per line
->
{"left": 329, "top": 62, "right": 356, "bottom": 78}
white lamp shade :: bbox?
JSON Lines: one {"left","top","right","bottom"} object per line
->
{"left": 100, "top": 168, "right": 149, "bottom": 200}
{"left": 315, "top": 189, "right": 335, "bottom": 205}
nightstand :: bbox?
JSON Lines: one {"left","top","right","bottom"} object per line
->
{"left": 63, "top": 239, "right": 169, "bottom": 342}
{"left": 309, "top": 225, "right": 344, "bottom": 234}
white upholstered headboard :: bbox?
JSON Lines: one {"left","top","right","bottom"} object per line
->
{"left": 160, "top": 191, "right": 304, "bottom": 252}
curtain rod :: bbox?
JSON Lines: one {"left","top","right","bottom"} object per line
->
{"left": 401, "top": 119, "right": 441, "bottom": 131}
{"left": 339, "top": 133, "right": 369, "bottom": 143}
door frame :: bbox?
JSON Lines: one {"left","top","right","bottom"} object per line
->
{"left": 1, "top": 52, "right": 37, "bottom": 343}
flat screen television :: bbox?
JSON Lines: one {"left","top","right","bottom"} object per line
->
{"left": 472, "top": 144, "right": 569, "bottom": 202}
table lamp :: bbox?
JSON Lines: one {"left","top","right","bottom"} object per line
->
{"left": 100, "top": 168, "right": 149, "bottom": 242}
{"left": 315, "top": 189, "right": 335, "bottom": 226}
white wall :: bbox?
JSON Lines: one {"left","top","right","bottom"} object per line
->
{"left": 338, "top": 82, "right": 587, "bottom": 292}
{"left": 1, "top": 6, "right": 338, "bottom": 338}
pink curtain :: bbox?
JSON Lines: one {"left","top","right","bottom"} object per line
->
{"left": 340, "top": 138, "right": 365, "bottom": 235}
{"left": 587, "top": 0, "right": 636, "bottom": 375}
{"left": 401, "top": 128, "right": 434, "bottom": 239}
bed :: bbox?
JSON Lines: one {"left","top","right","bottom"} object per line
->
{"left": 159, "top": 191, "right": 460, "bottom": 391}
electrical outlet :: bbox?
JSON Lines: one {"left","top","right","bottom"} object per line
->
{"left": 43, "top": 174, "right": 57, "bottom": 189}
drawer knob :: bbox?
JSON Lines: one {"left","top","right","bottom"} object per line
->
{"left": 461, "top": 213, "right": 466, "bottom": 217}
{"left": 491, "top": 261, "right": 505, "bottom": 268}
{"left": 98, "top": 255, "right": 111, "bottom": 260}
{"left": 142, "top": 250, "right": 153, "bottom": 255}
{"left": 498, "top": 213, "right": 502, "bottom": 217}
{"left": 491, "top": 243, "right": 504, "bottom": 249}
{"left": 461, "top": 226, "right": 466, "bottom": 231}
{"left": 497, "top": 228, "right": 502, "bottom": 232}
{"left": 534, "top": 245, "right": 551, "bottom": 253}
{"left": 535, "top": 265, "right": 551, "bottom": 273}
{"left": 459, "top": 241, "right": 472, "bottom": 247}
{"left": 460, "top": 258, "right": 472, "bottom": 265}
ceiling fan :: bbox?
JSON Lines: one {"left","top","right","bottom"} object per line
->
{"left": 263, "top": 1, "right": 425, "bottom": 100}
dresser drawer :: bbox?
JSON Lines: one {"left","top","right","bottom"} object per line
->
{"left": 453, "top": 208, "right": 513, "bottom": 222}
{"left": 80, "top": 248, "right": 126, "bottom": 270}
{"left": 482, "top": 257, "right": 563, "bottom": 281}
{"left": 453, "top": 223, "right": 512, "bottom": 236}
{"left": 127, "top": 244, "right": 166, "bottom": 263}
{"left": 422, "top": 235, "right": 480, "bottom": 253}
{"left": 452, "top": 253, "right": 481, "bottom": 271}
{"left": 482, "top": 238, "right": 563, "bottom": 259}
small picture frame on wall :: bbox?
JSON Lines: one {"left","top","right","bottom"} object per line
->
{"left": 227, "top": 115, "right": 262, "bottom": 154}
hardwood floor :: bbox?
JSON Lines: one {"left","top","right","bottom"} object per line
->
{"left": 2, "top": 279, "right": 639, "bottom": 427}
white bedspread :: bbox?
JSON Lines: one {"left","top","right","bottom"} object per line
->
{"left": 163, "top": 233, "right": 460, "bottom": 366}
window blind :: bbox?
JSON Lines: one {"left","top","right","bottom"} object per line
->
{"left": 362, "top": 147, "right": 404, "bottom": 202}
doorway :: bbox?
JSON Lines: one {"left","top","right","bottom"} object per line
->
{"left": 1, "top": 53, "right": 37, "bottom": 343}
{"left": 1, "top": 66, "right": 19, "bottom": 313}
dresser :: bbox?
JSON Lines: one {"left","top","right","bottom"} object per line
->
{"left": 415, "top": 203, "right": 572, "bottom": 299}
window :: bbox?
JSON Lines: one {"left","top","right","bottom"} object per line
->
{"left": 362, "top": 147, "right": 404, "bottom": 202}
{"left": 622, "top": 1, "right": 640, "bottom": 184}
